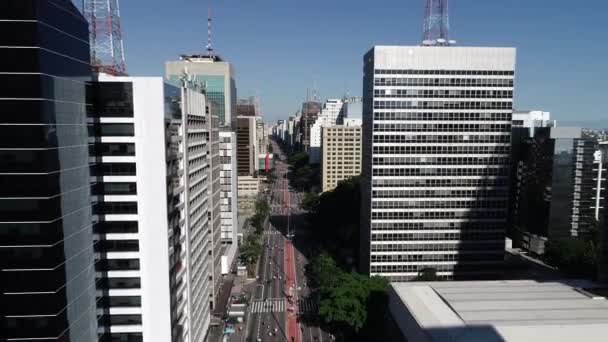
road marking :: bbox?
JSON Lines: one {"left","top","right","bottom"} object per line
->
{"left": 298, "top": 298, "right": 318, "bottom": 315}
{"left": 251, "top": 299, "right": 286, "bottom": 313}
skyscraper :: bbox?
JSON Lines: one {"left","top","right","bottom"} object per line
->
{"left": 166, "top": 55, "right": 236, "bottom": 127}
{"left": 0, "top": 0, "right": 98, "bottom": 340}
{"left": 91, "top": 74, "right": 217, "bottom": 341}
{"left": 309, "top": 99, "right": 347, "bottom": 164}
{"left": 361, "top": 46, "right": 516, "bottom": 281}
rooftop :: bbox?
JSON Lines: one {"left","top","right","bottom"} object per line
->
{"left": 390, "top": 280, "right": 608, "bottom": 342}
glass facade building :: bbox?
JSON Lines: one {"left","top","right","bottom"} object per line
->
{"left": 0, "top": 0, "right": 98, "bottom": 340}
{"left": 510, "top": 127, "right": 606, "bottom": 253}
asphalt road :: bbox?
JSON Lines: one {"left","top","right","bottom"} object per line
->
{"left": 244, "top": 140, "right": 333, "bottom": 342}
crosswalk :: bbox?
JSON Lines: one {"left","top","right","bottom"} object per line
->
{"left": 251, "top": 299, "right": 286, "bottom": 313}
{"left": 298, "top": 298, "right": 318, "bottom": 315}
{"left": 263, "top": 230, "right": 282, "bottom": 236}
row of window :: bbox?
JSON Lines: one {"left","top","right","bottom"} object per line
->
{"left": 374, "top": 78, "right": 513, "bottom": 87}
{"left": 373, "top": 112, "right": 511, "bottom": 121}
{"left": 372, "top": 210, "right": 506, "bottom": 220}
{"left": 371, "top": 231, "right": 505, "bottom": 241}
{"left": 371, "top": 253, "right": 503, "bottom": 263}
{"left": 370, "top": 263, "right": 500, "bottom": 273}
{"left": 371, "top": 222, "right": 505, "bottom": 231}
{"left": 372, "top": 167, "right": 509, "bottom": 177}
{"left": 374, "top": 69, "right": 514, "bottom": 76}
{"left": 370, "top": 242, "right": 504, "bottom": 252}
{"left": 373, "top": 123, "right": 511, "bottom": 132}
{"left": 372, "top": 200, "right": 507, "bottom": 210}
{"left": 373, "top": 145, "right": 510, "bottom": 154}
{"left": 372, "top": 156, "right": 509, "bottom": 166}
{"left": 372, "top": 189, "right": 507, "bottom": 199}
{"left": 374, "top": 89, "right": 513, "bottom": 99}
{"left": 373, "top": 100, "right": 512, "bottom": 110}
{"left": 373, "top": 134, "right": 509, "bottom": 144}
{"left": 372, "top": 178, "right": 508, "bottom": 187}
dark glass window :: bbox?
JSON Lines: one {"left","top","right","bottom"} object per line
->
{"left": 108, "top": 296, "right": 142, "bottom": 307}
{"left": 99, "top": 124, "right": 135, "bottom": 137}
{"left": 94, "top": 221, "right": 138, "bottom": 234}
{"left": 98, "top": 143, "right": 136, "bottom": 156}
{"left": 95, "top": 240, "right": 139, "bottom": 252}
{"left": 100, "top": 333, "right": 143, "bottom": 342}
{"left": 95, "top": 163, "right": 137, "bottom": 176}
{"left": 99, "top": 183, "right": 137, "bottom": 195}
{"left": 96, "top": 202, "right": 138, "bottom": 215}
{"left": 96, "top": 259, "right": 140, "bottom": 271}
{"left": 101, "top": 315, "right": 142, "bottom": 326}
{"left": 98, "top": 278, "right": 141, "bottom": 289}
{"left": 89, "top": 82, "right": 134, "bottom": 117}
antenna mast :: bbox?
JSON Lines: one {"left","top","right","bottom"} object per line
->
{"left": 84, "top": 0, "right": 127, "bottom": 75}
{"left": 422, "top": 0, "right": 454, "bottom": 46}
{"left": 207, "top": 7, "right": 214, "bottom": 57}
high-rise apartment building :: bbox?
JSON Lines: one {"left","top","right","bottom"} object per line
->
{"left": 321, "top": 123, "right": 362, "bottom": 192}
{"left": 510, "top": 126, "right": 607, "bottom": 253}
{"left": 361, "top": 46, "right": 516, "bottom": 281}
{"left": 166, "top": 55, "right": 236, "bottom": 127}
{"left": 236, "top": 97, "right": 258, "bottom": 117}
{"left": 91, "top": 74, "right": 217, "bottom": 341}
{"left": 310, "top": 99, "right": 346, "bottom": 164}
{"left": 235, "top": 116, "right": 258, "bottom": 176}
{"left": 300, "top": 100, "right": 322, "bottom": 151}
{"left": 219, "top": 131, "right": 239, "bottom": 266}
{"left": 0, "top": 1, "right": 99, "bottom": 340}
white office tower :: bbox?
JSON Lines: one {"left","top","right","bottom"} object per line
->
{"left": 219, "top": 131, "right": 239, "bottom": 268}
{"left": 92, "top": 74, "right": 215, "bottom": 341}
{"left": 309, "top": 99, "right": 347, "bottom": 164}
{"left": 360, "top": 46, "right": 516, "bottom": 281}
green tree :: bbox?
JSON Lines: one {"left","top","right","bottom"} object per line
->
{"left": 302, "top": 192, "right": 320, "bottom": 212}
{"left": 268, "top": 143, "right": 273, "bottom": 153}
{"left": 319, "top": 272, "right": 369, "bottom": 333}
{"left": 413, "top": 267, "right": 440, "bottom": 281}
{"left": 240, "top": 234, "right": 262, "bottom": 266}
{"left": 544, "top": 238, "right": 597, "bottom": 278}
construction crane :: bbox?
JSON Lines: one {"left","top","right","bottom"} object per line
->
{"left": 83, "top": 0, "right": 127, "bottom": 75}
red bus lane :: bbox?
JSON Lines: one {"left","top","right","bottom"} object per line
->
{"left": 283, "top": 174, "right": 300, "bottom": 342}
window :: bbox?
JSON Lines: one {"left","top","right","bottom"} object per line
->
{"left": 99, "top": 124, "right": 135, "bottom": 137}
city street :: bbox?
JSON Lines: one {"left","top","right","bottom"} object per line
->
{"left": 242, "top": 140, "right": 331, "bottom": 342}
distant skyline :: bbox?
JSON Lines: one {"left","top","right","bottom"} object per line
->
{"left": 93, "top": 0, "right": 606, "bottom": 124}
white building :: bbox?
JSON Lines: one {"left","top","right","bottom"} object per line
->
{"left": 512, "top": 110, "right": 555, "bottom": 136}
{"left": 309, "top": 99, "right": 346, "bottom": 164}
{"left": 219, "top": 131, "right": 239, "bottom": 270}
{"left": 361, "top": 46, "right": 516, "bottom": 281}
{"left": 389, "top": 280, "right": 608, "bottom": 342}
{"left": 93, "top": 74, "right": 215, "bottom": 341}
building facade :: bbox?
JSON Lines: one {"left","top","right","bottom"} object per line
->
{"left": 219, "top": 131, "right": 239, "bottom": 267}
{"left": 166, "top": 55, "right": 236, "bottom": 127}
{"left": 0, "top": 1, "right": 99, "bottom": 340}
{"left": 510, "top": 126, "right": 607, "bottom": 253}
{"left": 235, "top": 116, "right": 258, "bottom": 176}
{"left": 321, "top": 125, "right": 362, "bottom": 192}
{"left": 300, "top": 100, "right": 322, "bottom": 151}
{"left": 309, "top": 99, "right": 346, "bottom": 164}
{"left": 91, "top": 74, "right": 217, "bottom": 342}
{"left": 361, "top": 46, "right": 516, "bottom": 281}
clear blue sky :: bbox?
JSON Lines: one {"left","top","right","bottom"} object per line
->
{"left": 112, "top": 0, "right": 606, "bottom": 123}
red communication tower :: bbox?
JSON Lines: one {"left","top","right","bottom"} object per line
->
{"left": 83, "top": 0, "right": 127, "bottom": 75}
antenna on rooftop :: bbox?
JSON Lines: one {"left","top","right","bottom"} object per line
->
{"left": 422, "top": 0, "right": 456, "bottom": 46}
{"left": 207, "top": 7, "right": 214, "bottom": 57}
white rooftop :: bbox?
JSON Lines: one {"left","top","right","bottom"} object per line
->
{"left": 390, "top": 280, "right": 608, "bottom": 342}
